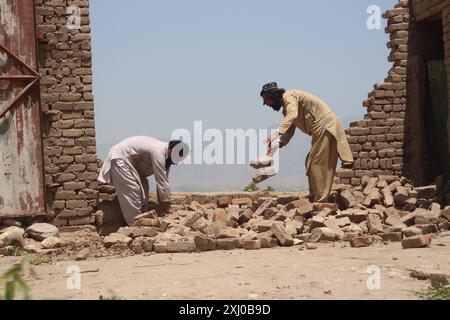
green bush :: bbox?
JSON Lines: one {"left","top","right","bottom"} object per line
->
{"left": 417, "top": 285, "right": 450, "bottom": 300}
{"left": 244, "top": 182, "right": 259, "bottom": 192}
{"left": 244, "top": 182, "right": 276, "bottom": 192}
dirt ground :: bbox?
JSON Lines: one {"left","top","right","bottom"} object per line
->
{"left": 1, "top": 233, "right": 449, "bottom": 300}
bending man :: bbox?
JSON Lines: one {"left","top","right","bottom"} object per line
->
{"left": 260, "top": 82, "right": 353, "bottom": 203}
{"left": 98, "top": 136, "right": 189, "bottom": 225}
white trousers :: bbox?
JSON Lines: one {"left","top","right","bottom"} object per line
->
{"left": 110, "top": 159, "right": 149, "bottom": 226}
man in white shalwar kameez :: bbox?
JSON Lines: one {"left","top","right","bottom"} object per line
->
{"left": 98, "top": 136, "right": 189, "bottom": 226}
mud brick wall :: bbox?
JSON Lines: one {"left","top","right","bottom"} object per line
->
{"left": 336, "top": 0, "right": 450, "bottom": 186}
{"left": 35, "top": 0, "right": 98, "bottom": 226}
{"left": 412, "top": 0, "right": 450, "bottom": 20}
{"left": 444, "top": 7, "right": 450, "bottom": 152}
{"left": 335, "top": 1, "right": 409, "bottom": 186}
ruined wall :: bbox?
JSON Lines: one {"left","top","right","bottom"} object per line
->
{"left": 336, "top": 0, "right": 450, "bottom": 186}
{"left": 35, "top": 0, "right": 98, "bottom": 226}
{"left": 335, "top": 1, "right": 409, "bottom": 186}
{"left": 413, "top": 1, "right": 450, "bottom": 164}
{"left": 413, "top": 0, "right": 450, "bottom": 19}
{"left": 29, "top": 0, "right": 450, "bottom": 227}
{"left": 444, "top": 6, "right": 450, "bottom": 158}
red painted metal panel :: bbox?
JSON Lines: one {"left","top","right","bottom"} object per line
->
{"left": 0, "top": 0, "right": 46, "bottom": 217}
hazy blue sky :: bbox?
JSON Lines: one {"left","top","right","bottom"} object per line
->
{"left": 90, "top": 0, "right": 398, "bottom": 191}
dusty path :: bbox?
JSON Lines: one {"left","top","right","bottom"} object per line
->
{"left": 1, "top": 235, "right": 449, "bottom": 300}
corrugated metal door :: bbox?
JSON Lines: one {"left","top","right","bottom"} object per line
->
{"left": 0, "top": 0, "right": 46, "bottom": 217}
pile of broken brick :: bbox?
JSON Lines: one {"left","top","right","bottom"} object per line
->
{"left": 102, "top": 175, "right": 450, "bottom": 254}
{"left": 1, "top": 175, "right": 449, "bottom": 258}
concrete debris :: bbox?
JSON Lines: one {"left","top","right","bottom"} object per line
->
{"left": 194, "top": 233, "right": 216, "bottom": 251}
{"left": 130, "top": 237, "right": 154, "bottom": 254}
{"left": 243, "top": 239, "right": 262, "bottom": 250}
{"left": 339, "top": 189, "right": 356, "bottom": 209}
{"left": 23, "top": 244, "right": 41, "bottom": 254}
{"left": 118, "top": 226, "right": 158, "bottom": 238}
{"left": 414, "top": 208, "right": 440, "bottom": 225}
{"left": 0, "top": 227, "right": 25, "bottom": 249}
{"left": 2, "top": 175, "right": 449, "bottom": 258}
{"left": 154, "top": 235, "right": 196, "bottom": 253}
{"left": 103, "top": 233, "right": 132, "bottom": 248}
{"left": 75, "top": 248, "right": 91, "bottom": 261}
{"left": 384, "top": 207, "right": 401, "bottom": 226}
{"left": 401, "top": 235, "right": 432, "bottom": 249}
{"left": 349, "top": 235, "right": 374, "bottom": 248}
{"left": 41, "top": 236, "right": 62, "bottom": 249}
{"left": 380, "top": 232, "right": 402, "bottom": 242}
{"left": 402, "top": 226, "right": 422, "bottom": 238}
{"left": 271, "top": 223, "right": 294, "bottom": 247}
{"left": 26, "top": 223, "right": 59, "bottom": 241}
{"left": 367, "top": 214, "right": 383, "bottom": 234}
{"left": 309, "top": 227, "right": 337, "bottom": 243}
{"left": 216, "top": 238, "right": 236, "bottom": 250}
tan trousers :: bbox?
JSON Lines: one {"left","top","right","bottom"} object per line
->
{"left": 306, "top": 130, "right": 338, "bottom": 203}
{"left": 110, "top": 159, "right": 149, "bottom": 226}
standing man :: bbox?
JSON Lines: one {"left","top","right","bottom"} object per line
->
{"left": 98, "top": 136, "right": 189, "bottom": 225}
{"left": 260, "top": 82, "right": 353, "bottom": 203}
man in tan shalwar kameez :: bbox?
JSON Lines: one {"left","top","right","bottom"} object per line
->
{"left": 260, "top": 82, "right": 353, "bottom": 203}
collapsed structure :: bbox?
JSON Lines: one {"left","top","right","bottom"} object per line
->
{"left": 0, "top": 0, "right": 450, "bottom": 248}
{"left": 1, "top": 175, "right": 450, "bottom": 257}
{"left": 336, "top": 0, "right": 450, "bottom": 190}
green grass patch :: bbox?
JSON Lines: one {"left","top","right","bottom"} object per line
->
{"left": 416, "top": 285, "right": 450, "bottom": 300}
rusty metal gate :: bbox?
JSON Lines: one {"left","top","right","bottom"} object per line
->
{"left": 0, "top": 0, "right": 46, "bottom": 217}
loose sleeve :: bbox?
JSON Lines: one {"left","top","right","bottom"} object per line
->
{"left": 280, "top": 125, "right": 296, "bottom": 146}
{"left": 277, "top": 95, "right": 299, "bottom": 135}
{"left": 152, "top": 154, "right": 171, "bottom": 203}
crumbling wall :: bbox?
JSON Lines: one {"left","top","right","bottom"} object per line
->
{"left": 335, "top": 1, "right": 409, "bottom": 185}
{"left": 444, "top": 6, "right": 450, "bottom": 158}
{"left": 28, "top": 0, "right": 450, "bottom": 229}
{"left": 412, "top": 0, "right": 450, "bottom": 20}
{"left": 411, "top": 0, "right": 450, "bottom": 179}
{"left": 336, "top": 0, "right": 450, "bottom": 186}
{"left": 35, "top": 0, "right": 98, "bottom": 226}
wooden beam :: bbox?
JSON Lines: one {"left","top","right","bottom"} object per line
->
{"left": 414, "top": 0, "right": 450, "bottom": 22}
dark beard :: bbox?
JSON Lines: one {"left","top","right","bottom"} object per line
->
{"left": 271, "top": 103, "right": 282, "bottom": 112}
{"left": 270, "top": 96, "right": 283, "bottom": 111}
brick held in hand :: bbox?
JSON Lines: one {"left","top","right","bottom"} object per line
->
{"left": 252, "top": 173, "right": 276, "bottom": 184}
{"left": 250, "top": 155, "right": 273, "bottom": 169}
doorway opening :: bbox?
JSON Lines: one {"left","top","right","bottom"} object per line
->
{"left": 405, "top": 17, "right": 449, "bottom": 185}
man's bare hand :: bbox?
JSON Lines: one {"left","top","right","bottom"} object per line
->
{"left": 264, "top": 131, "right": 280, "bottom": 145}
{"left": 267, "top": 141, "right": 282, "bottom": 156}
